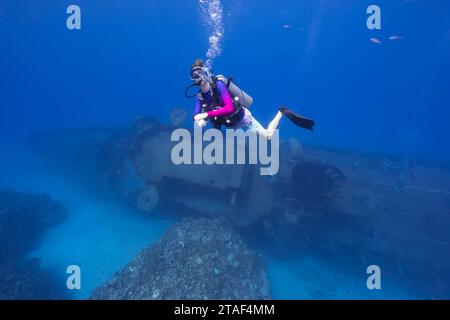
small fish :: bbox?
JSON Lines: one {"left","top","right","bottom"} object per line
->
{"left": 370, "top": 37, "right": 382, "bottom": 44}
{"left": 282, "top": 24, "right": 292, "bottom": 29}
{"left": 389, "top": 35, "right": 403, "bottom": 41}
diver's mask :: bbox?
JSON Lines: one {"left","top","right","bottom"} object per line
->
{"left": 190, "top": 66, "right": 212, "bottom": 86}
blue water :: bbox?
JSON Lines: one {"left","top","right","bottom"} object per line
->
{"left": 1, "top": 0, "right": 449, "bottom": 299}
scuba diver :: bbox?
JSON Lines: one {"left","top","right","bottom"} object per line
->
{"left": 187, "top": 59, "right": 315, "bottom": 138}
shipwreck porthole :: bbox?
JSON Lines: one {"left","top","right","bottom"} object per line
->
{"left": 137, "top": 186, "right": 159, "bottom": 212}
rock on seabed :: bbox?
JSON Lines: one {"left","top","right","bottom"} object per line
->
{"left": 91, "top": 217, "right": 270, "bottom": 300}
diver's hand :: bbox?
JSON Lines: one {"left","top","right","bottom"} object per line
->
{"left": 196, "top": 119, "right": 207, "bottom": 128}
{"left": 194, "top": 112, "right": 208, "bottom": 122}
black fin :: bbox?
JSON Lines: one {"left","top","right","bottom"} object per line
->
{"left": 280, "top": 107, "right": 315, "bottom": 131}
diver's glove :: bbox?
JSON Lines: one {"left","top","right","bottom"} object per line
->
{"left": 195, "top": 119, "right": 207, "bottom": 128}
{"left": 194, "top": 112, "right": 208, "bottom": 122}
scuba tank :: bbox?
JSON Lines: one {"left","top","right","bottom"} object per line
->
{"left": 215, "top": 75, "right": 253, "bottom": 109}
